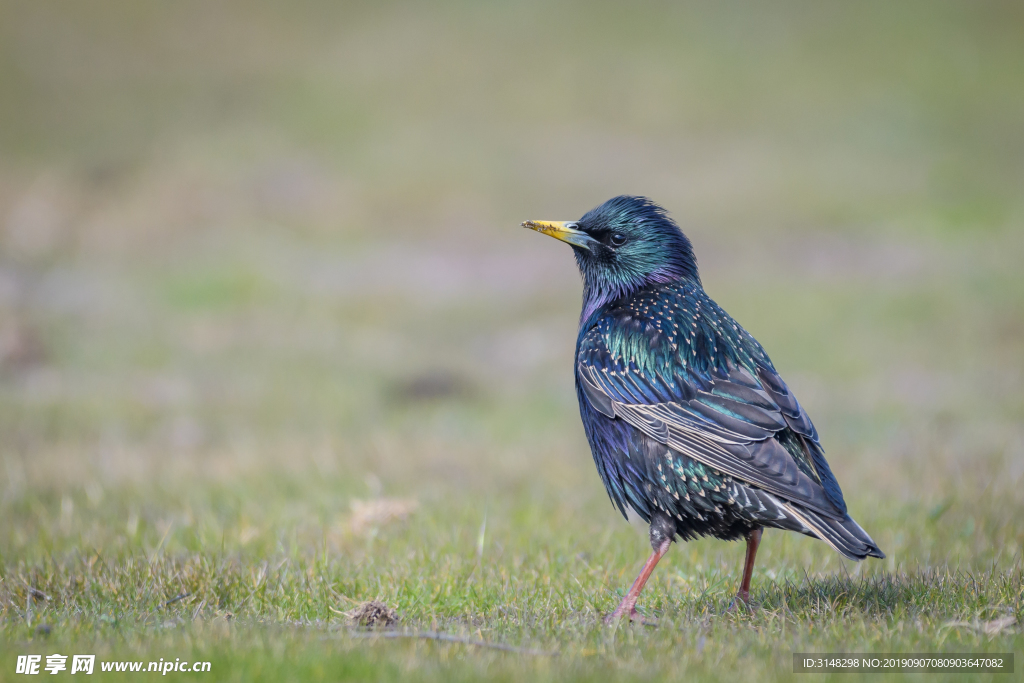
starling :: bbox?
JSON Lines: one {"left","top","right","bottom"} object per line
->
{"left": 523, "top": 196, "right": 883, "bottom": 623}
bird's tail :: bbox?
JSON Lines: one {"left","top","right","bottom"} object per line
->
{"left": 781, "top": 503, "right": 885, "bottom": 561}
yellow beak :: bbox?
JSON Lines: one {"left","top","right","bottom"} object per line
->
{"left": 521, "top": 220, "right": 595, "bottom": 250}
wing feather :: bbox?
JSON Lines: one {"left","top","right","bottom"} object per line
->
{"left": 578, "top": 347, "right": 847, "bottom": 519}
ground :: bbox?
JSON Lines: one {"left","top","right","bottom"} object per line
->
{"left": 1, "top": 1, "right": 1022, "bottom": 681}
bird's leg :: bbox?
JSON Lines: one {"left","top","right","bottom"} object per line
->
{"left": 605, "top": 512, "right": 675, "bottom": 624}
{"left": 729, "top": 527, "right": 763, "bottom": 611}
{"left": 604, "top": 537, "right": 670, "bottom": 624}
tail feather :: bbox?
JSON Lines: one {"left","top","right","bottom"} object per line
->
{"left": 727, "top": 482, "right": 884, "bottom": 561}
{"left": 780, "top": 503, "right": 885, "bottom": 561}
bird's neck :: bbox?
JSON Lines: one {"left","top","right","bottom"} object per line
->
{"left": 578, "top": 269, "right": 688, "bottom": 329}
{"left": 579, "top": 280, "right": 629, "bottom": 327}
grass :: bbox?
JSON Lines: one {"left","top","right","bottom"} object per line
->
{"left": 1, "top": 1, "right": 1023, "bottom": 680}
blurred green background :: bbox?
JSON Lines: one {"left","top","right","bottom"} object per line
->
{"left": 1, "top": 1, "right": 1022, "bottom": 680}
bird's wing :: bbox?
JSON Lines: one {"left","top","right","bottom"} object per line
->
{"left": 577, "top": 336, "right": 848, "bottom": 519}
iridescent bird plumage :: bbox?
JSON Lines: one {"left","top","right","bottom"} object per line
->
{"left": 523, "top": 195, "right": 883, "bottom": 622}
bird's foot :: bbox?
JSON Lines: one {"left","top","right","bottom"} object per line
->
{"left": 604, "top": 606, "right": 658, "bottom": 626}
{"left": 727, "top": 591, "right": 755, "bottom": 614}
{"left": 602, "top": 610, "right": 626, "bottom": 626}
{"left": 630, "top": 608, "right": 659, "bottom": 627}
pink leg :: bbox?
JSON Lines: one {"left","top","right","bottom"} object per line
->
{"left": 604, "top": 536, "right": 672, "bottom": 624}
{"left": 729, "top": 527, "right": 762, "bottom": 611}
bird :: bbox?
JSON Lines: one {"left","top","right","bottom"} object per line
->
{"left": 522, "top": 196, "right": 884, "bottom": 623}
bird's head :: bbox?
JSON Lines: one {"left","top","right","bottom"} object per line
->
{"left": 523, "top": 196, "right": 699, "bottom": 319}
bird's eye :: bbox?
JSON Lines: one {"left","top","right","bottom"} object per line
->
{"left": 609, "top": 233, "right": 627, "bottom": 247}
